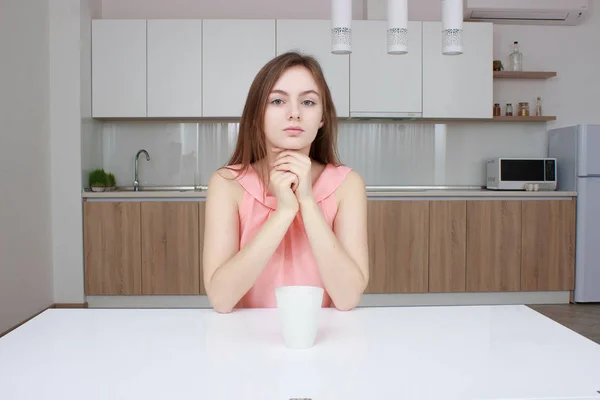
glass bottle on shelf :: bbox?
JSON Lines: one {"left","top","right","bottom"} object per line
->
{"left": 536, "top": 96, "right": 542, "bottom": 116}
{"left": 518, "top": 102, "right": 530, "bottom": 117}
{"left": 505, "top": 103, "right": 513, "bottom": 116}
{"left": 509, "top": 41, "right": 523, "bottom": 71}
{"left": 493, "top": 103, "right": 501, "bottom": 116}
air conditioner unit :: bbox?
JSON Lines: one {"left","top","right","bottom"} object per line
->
{"left": 464, "top": 0, "right": 589, "bottom": 25}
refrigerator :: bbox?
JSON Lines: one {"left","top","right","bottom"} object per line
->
{"left": 548, "top": 124, "right": 600, "bottom": 302}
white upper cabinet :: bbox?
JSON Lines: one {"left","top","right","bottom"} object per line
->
{"left": 89, "top": 19, "right": 496, "bottom": 120}
{"left": 350, "top": 20, "right": 423, "bottom": 118}
{"left": 422, "top": 21, "right": 493, "bottom": 119}
{"left": 202, "top": 20, "right": 276, "bottom": 118}
{"left": 92, "top": 20, "right": 147, "bottom": 118}
{"left": 276, "top": 20, "right": 350, "bottom": 118}
{"left": 147, "top": 20, "right": 203, "bottom": 117}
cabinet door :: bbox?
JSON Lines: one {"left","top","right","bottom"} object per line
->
{"left": 141, "top": 202, "right": 200, "bottom": 295}
{"left": 198, "top": 201, "right": 207, "bottom": 295}
{"left": 466, "top": 200, "right": 521, "bottom": 292}
{"left": 202, "top": 20, "right": 276, "bottom": 117}
{"left": 83, "top": 202, "right": 141, "bottom": 295}
{"left": 350, "top": 21, "right": 422, "bottom": 117}
{"left": 147, "top": 20, "right": 202, "bottom": 117}
{"left": 429, "top": 201, "right": 467, "bottom": 293}
{"left": 521, "top": 200, "right": 576, "bottom": 291}
{"left": 276, "top": 20, "right": 349, "bottom": 117}
{"left": 92, "top": 20, "right": 146, "bottom": 117}
{"left": 366, "top": 200, "right": 429, "bottom": 293}
{"left": 422, "top": 21, "right": 493, "bottom": 119}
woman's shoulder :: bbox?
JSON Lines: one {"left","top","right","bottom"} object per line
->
{"left": 323, "top": 164, "right": 365, "bottom": 204}
{"left": 312, "top": 163, "right": 364, "bottom": 203}
{"left": 206, "top": 165, "right": 247, "bottom": 202}
{"left": 336, "top": 168, "right": 365, "bottom": 196}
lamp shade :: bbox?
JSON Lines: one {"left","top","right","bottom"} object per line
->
{"left": 331, "top": 0, "right": 352, "bottom": 54}
{"left": 442, "top": 0, "right": 463, "bottom": 55}
{"left": 387, "top": 0, "right": 408, "bottom": 54}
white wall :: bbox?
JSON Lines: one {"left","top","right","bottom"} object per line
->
{"left": 491, "top": 5, "right": 600, "bottom": 128}
{"left": 0, "top": 0, "right": 54, "bottom": 334}
{"left": 101, "top": 0, "right": 366, "bottom": 19}
{"left": 81, "top": 0, "right": 104, "bottom": 187}
{"left": 366, "top": 0, "right": 446, "bottom": 20}
{"left": 49, "top": 0, "right": 97, "bottom": 305}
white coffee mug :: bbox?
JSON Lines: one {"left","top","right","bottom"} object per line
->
{"left": 275, "top": 285, "right": 324, "bottom": 349}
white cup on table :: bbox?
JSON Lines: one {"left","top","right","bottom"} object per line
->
{"left": 275, "top": 285, "right": 324, "bottom": 349}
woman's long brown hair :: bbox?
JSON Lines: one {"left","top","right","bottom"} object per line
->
{"left": 225, "top": 51, "right": 342, "bottom": 190}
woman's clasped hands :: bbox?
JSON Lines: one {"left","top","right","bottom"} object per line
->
{"left": 269, "top": 147, "right": 315, "bottom": 213}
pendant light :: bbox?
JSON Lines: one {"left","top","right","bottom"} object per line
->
{"left": 387, "top": 0, "right": 408, "bottom": 54}
{"left": 442, "top": 0, "right": 463, "bottom": 55}
{"left": 331, "top": 0, "right": 352, "bottom": 54}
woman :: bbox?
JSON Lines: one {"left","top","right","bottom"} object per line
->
{"left": 202, "top": 51, "right": 369, "bottom": 313}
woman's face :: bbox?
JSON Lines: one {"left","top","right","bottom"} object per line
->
{"left": 263, "top": 65, "right": 324, "bottom": 154}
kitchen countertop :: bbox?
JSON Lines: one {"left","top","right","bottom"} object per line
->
{"left": 1, "top": 306, "right": 599, "bottom": 400}
{"left": 82, "top": 188, "right": 578, "bottom": 199}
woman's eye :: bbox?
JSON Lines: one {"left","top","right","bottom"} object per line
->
{"left": 271, "top": 99, "right": 283, "bottom": 105}
{"left": 303, "top": 100, "right": 316, "bottom": 106}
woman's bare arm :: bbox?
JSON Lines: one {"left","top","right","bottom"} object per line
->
{"left": 202, "top": 169, "right": 297, "bottom": 313}
{"left": 299, "top": 171, "right": 369, "bottom": 310}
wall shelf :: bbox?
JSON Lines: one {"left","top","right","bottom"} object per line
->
{"left": 492, "top": 116, "right": 556, "bottom": 122}
{"left": 493, "top": 71, "right": 557, "bottom": 80}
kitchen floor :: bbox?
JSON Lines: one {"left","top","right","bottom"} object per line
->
{"left": 528, "top": 304, "right": 600, "bottom": 344}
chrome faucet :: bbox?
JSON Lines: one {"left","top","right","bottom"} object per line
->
{"left": 134, "top": 149, "right": 150, "bottom": 191}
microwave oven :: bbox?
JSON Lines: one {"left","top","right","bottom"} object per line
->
{"left": 486, "top": 158, "right": 557, "bottom": 190}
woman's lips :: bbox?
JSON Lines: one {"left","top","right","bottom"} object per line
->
{"left": 284, "top": 126, "right": 304, "bottom": 135}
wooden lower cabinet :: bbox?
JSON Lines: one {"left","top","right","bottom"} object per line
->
{"left": 429, "top": 201, "right": 467, "bottom": 293}
{"left": 466, "top": 200, "right": 522, "bottom": 292}
{"left": 366, "top": 200, "right": 429, "bottom": 294}
{"left": 84, "top": 200, "right": 206, "bottom": 296}
{"left": 198, "top": 201, "right": 206, "bottom": 295}
{"left": 141, "top": 202, "right": 200, "bottom": 295}
{"left": 84, "top": 201, "right": 142, "bottom": 295}
{"left": 83, "top": 198, "right": 576, "bottom": 297}
{"left": 521, "top": 199, "right": 576, "bottom": 291}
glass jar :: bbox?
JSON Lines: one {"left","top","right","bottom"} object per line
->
{"left": 505, "top": 103, "right": 513, "bottom": 116}
{"left": 493, "top": 103, "right": 501, "bottom": 116}
{"left": 518, "top": 102, "right": 530, "bottom": 117}
{"left": 509, "top": 41, "right": 523, "bottom": 72}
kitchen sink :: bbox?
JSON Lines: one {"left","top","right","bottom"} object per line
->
{"left": 114, "top": 186, "right": 207, "bottom": 193}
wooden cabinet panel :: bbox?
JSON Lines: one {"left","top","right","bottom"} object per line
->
{"left": 141, "top": 202, "right": 200, "bottom": 295}
{"left": 84, "top": 202, "right": 141, "bottom": 295}
{"left": 466, "top": 201, "right": 521, "bottom": 292}
{"left": 198, "top": 201, "right": 206, "bottom": 295}
{"left": 429, "top": 201, "right": 467, "bottom": 293}
{"left": 521, "top": 200, "right": 576, "bottom": 291}
{"left": 366, "top": 200, "right": 429, "bottom": 293}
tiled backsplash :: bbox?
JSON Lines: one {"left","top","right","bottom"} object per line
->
{"left": 84, "top": 121, "right": 548, "bottom": 188}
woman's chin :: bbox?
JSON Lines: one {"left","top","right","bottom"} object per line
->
{"left": 273, "top": 139, "right": 309, "bottom": 151}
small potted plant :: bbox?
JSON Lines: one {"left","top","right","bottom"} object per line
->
{"left": 89, "top": 169, "right": 107, "bottom": 192}
{"left": 106, "top": 172, "right": 116, "bottom": 191}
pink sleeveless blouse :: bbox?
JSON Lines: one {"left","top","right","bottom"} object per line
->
{"left": 230, "top": 163, "right": 352, "bottom": 309}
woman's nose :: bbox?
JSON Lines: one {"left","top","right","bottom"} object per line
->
{"left": 288, "top": 102, "right": 300, "bottom": 120}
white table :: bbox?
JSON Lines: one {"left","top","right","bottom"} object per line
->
{"left": 1, "top": 305, "right": 599, "bottom": 400}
